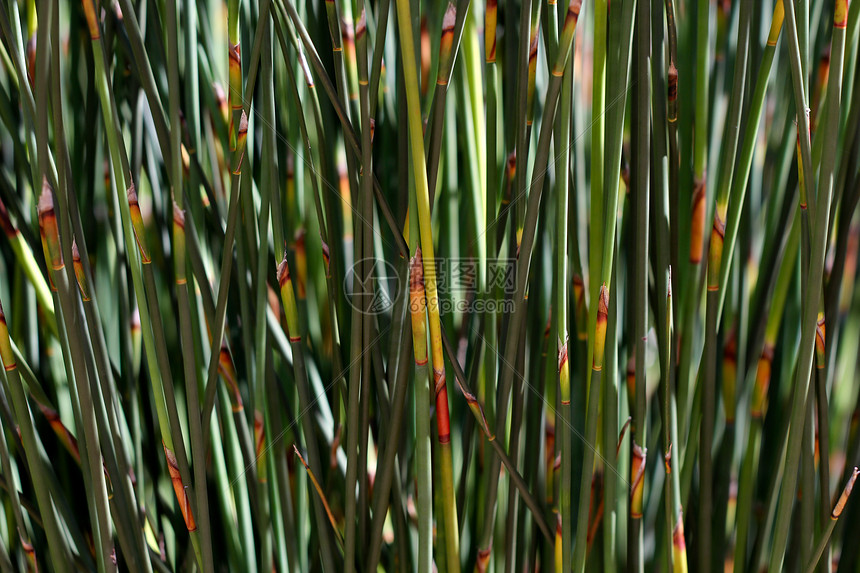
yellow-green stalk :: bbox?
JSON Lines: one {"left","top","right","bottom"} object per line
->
{"left": 0, "top": 196, "right": 55, "bottom": 326}
{"left": 815, "top": 313, "right": 826, "bottom": 370}
{"left": 525, "top": 11, "right": 540, "bottom": 128}
{"left": 394, "top": 1, "right": 460, "bottom": 569}
{"left": 172, "top": 202, "right": 187, "bottom": 285}
{"left": 228, "top": 0, "right": 242, "bottom": 150}
{"left": 630, "top": 443, "right": 646, "bottom": 519}
{"left": 218, "top": 340, "right": 244, "bottom": 412}
{"left": 409, "top": 248, "right": 433, "bottom": 573}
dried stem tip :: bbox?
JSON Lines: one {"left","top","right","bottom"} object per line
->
{"left": 630, "top": 443, "right": 647, "bottom": 518}
{"left": 559, "top": 339, "right": 571, "bottom": 405}
{"left": 38, "top": 180, "right": 63, "bottom": 271}
{"left": 593, "top": 283, "right": 610, "bottom": 371}
{"left": 409, "top": 249, "right": 429, "bottom": 367}
{"left": 672, "top": 514, "right": 688, "bottom": 572}
{"left": 71, "top": 240, "right": 91, "bottom": 301}
{"left": 690, "top": 178, "right": 706, "bottom": 263}
{"left": 172, "top": 201, "right": 185, "bottom": 229}
{"left": 127, "top": 183, "right": 151, "bottom": 264}
{"left": 321, "top": 238, "right": 331, "bottom": 276}
{"left": 752, "top": 344, "right": 774, "bottom": 419}
{"left": 218, "top": 341, "right": 243, "bottom": 412}
{"left": 277, "top": 254, "right": 301, "bottom": 342}
{"left": 815, "top": 314, "right": 826, "bottom": 368}
{"left": 835, "top": 0, "right": 848, "bottom": 28}
{"left": 355, "top": 9, "right": 367, "bottom": 41}
{"left": 254, "top": 411, "right": 267, "bottom": 483}
{"left": 485, "top": 0, "right": 498, "bottom": 63}
{"left": 832, "top": 467, "right": 859, "bottom": 519}
{"left": 163, "top": 444, "right": 197, "bottom": 531}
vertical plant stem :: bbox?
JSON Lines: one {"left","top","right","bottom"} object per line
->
{"left": 629, "top": 0, "right": 650, "bottom": 568}
{"left": 556, "top": 49, "right": 573, "bottom": 573}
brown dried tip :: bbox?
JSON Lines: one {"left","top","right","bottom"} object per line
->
{"left": 442, "top": 3, "right": 457, "bottom": 34}
{"left": 620, "top": 163, "right": 631, "bottom": 190}
{"left": 712, "top": 210, "right": 726, "bottom": 239}
{"left": 277, "top": 255, "right": 291, "bottom": 289}
{"left": 38, "top": 178, "right": 54, "bottom": 218}
{"left": 598, "top": 283, "right": 610, "bottom": 319}
{"left": 410, "top": 247, "right": 425, "bottom": 292}
{"left": 573, "top": 274, "right": 584, "bottom": 296}
{"left": 213, "top": 82, "right": 226, "bottom": 108}
{"left": 71, "top": 240, "right": 81, "bottom": 263}
{"left": 254, "top": 411, "right": 265, "bottom": 457}
{"left": 356, "top": 9, "right": 367, "bottom": 40}
{"left": 507, "top": 151, "right": 517, "bottom": 179}
{"left": 558, "top": 339, "right": 569, "bottom": 372}
{"left": 724, "top": 330, "right": 737, "bottom": 362}
{"left": 833, "top": 467, "right": 859, "bottom": 519}
{"left": 630, "top": 442, "right": 647, "bottom": 518}
{"left": 228, "top": 42, "right": 241, "bottom": 67}
{"left": 181, "top": 143, "right": 191, "bottom": 175}
{"left": 673, "top": 513, "right": 686, "bottom": 549}
{"left": 321, "top": 238, "right": 331, "bottom": 270}
{"left": 434, "top": 368, "right": 446, "bottom": 398}
{"left": 667, "top": 266, "right": 673, "bottom": 298}
{"left": 616, "top": 417, "right": 632, "bottom": 456}
{"left": 20, "top": 536, "right": 34, "bottom": 559}
{"left": 127, "top": 182, "right": 138, "bottom": 205}
{"left": 131, "top": 308, "right": 141, "bottom": 331}
{"left": 342, "top": 17, "right": 355, "bottom": 44}
{"left": 664, "top": 443, "right": 673, "bottom": 474}
{"left": 476, "top": 547, "right": 492, "bottom": 573}
{"left": 668, "top": 63, "right": 678, "bottom": 101}
{"left": 528, "top": 33, "right": 539, "bottom": 63}
{"left": 238, "top": 110, "right": 249, "bottom": 136}
{"left": 172, "top": 201, "right": 185, "bottom": 228}
{"left": 254, "top": 411, "right": 267, "bottom": 482}
{"left": 816, "top": 314, "right": 826, "bottom": 352}
{"left": 163, "top": 444, "right": 197, "bottom": 531}
{"left": 564, "top": 0, "right": 583, "bottom": 28}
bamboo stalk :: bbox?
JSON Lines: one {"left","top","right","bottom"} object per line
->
{"left": 556, "top": 49, "right": 573, "bottom": 573}
{"left": 629, "top": 0, "right": 650, "bottom": 567}
{"left": 394, "top": 2, "right": 460, "bottom": 569}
